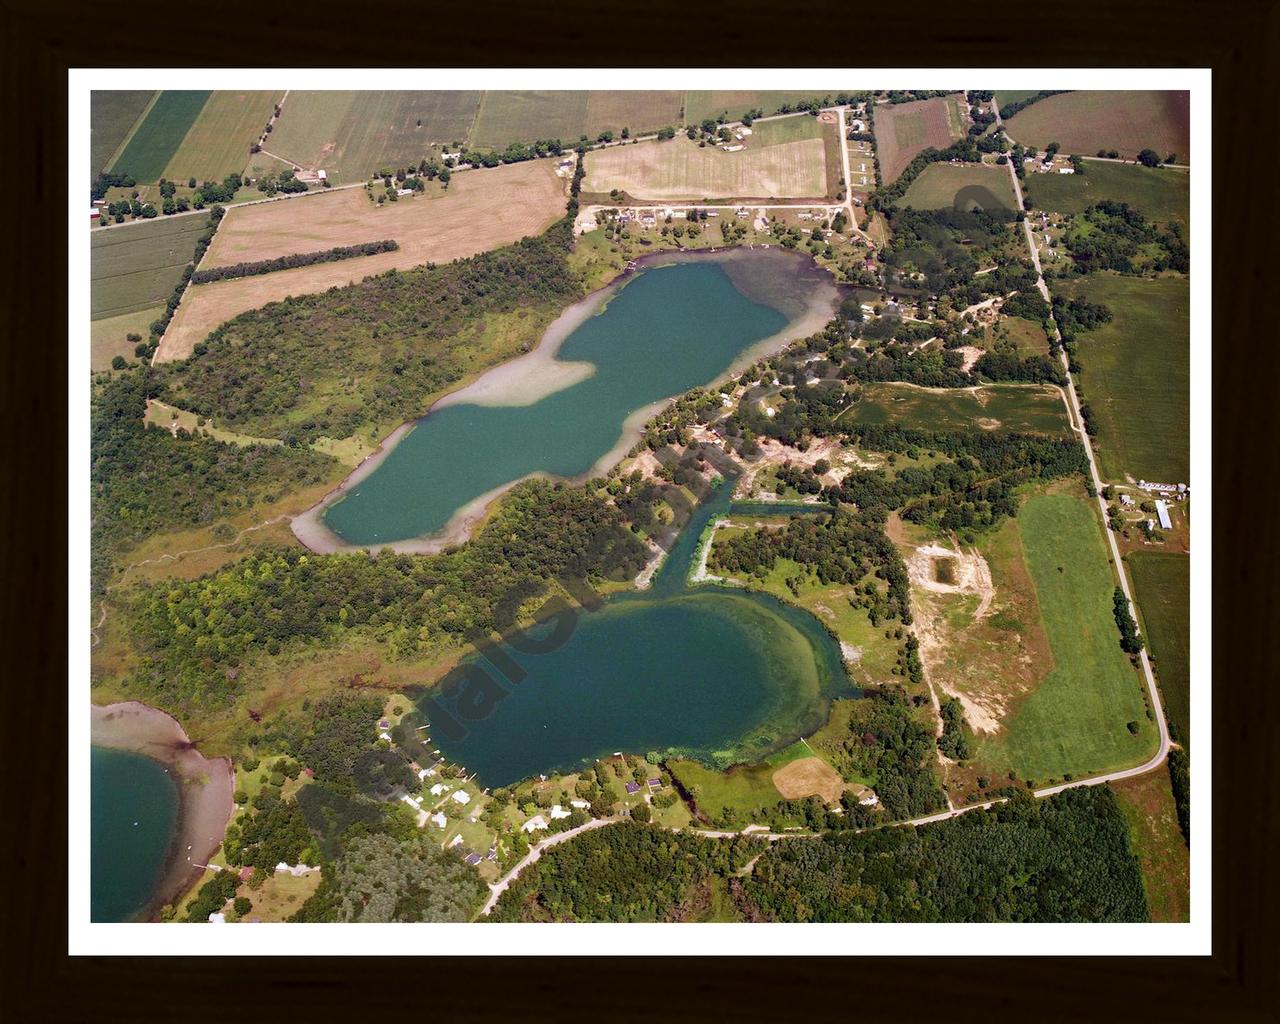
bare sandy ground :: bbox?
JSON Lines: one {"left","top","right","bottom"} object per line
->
{"left": 157, "top": 160, "right": 567, "bottom": 362}
{"left": 91, "top": 702, "right": 234, "bottom": 918}
{"left": 293, "top": 248, "right": 840, "bottom": 556}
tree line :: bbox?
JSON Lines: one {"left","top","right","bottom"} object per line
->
{"left": 191, "top": 240, "right": 399, "bottom": 285}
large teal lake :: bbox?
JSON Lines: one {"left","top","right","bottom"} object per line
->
{"left": 91, "top": 747, "right": 179, "bottom": 922}
{"left": 321, "top": 250, "right": 836, "bottom": 548}
{"left": 426, "top": 475, "right": 854, "bottom": 787}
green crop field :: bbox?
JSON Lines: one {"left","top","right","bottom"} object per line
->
{"left": 976, "top": 494, "right": 1158, "bottom": 782}
{"left": 900, "top": 162, "right": 1016, "bottom": 211}
{"left": 471, "top": 91, "right": 590, "bottom": 149}
{"left": 471, "top": 91, "right": 685, "bottom": 149}
{"left": 1005, "top": 90, "right": 1191, "bottom": 162}
{"left": 265, "top": 91, "right": 482, "bottom": 183}
{"left": 1127, "top": 551, "right": 1190, "bottom": 747}
{"left": 838, "top": 382, "right": 1071, "bottom": 435}
{"left": 162, "top": 91, "right": 282, "bottom": 182}
{"left": 90, "top": 212, "right": 210, "bottom": 320}
{"left": 91, "top": 91, "right": 155, "bottom": 175}
{"left": 108, "top": 90, "right": 211, "bottom": 182}
{"left": 1024, "top": 161, "right": 1190, "bottom": 230}
{"left": 683, "top": 91, "right": 838, "bottom": 123}
{"left": 1054, "top": 275, "right": 1189, "bottom": 483}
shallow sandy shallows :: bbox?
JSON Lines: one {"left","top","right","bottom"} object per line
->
{"left": 91, "top": 702, "right": 234, "bottom": 918}
{"left": 157, "top": 159, "right": 567, "bottom": 362}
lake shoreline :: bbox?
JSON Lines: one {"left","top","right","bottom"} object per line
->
{"left": 293, "top": 246, "right": 839, "bottom": 556}
{"left": 91, "top": 702, "right": 235, "bottom": 921}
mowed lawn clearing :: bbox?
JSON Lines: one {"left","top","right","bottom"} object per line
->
{"left": 668, "top": 741, "right": 816, "bottom": 821}
{"left": 1111, "top": 770, "right": 1189, "bottom": 922}
{"left": 109, "top": 90, "right": 211, "bottom": 182}
{"left": 1054, "top": 274, "right": 1189, "bottom": 483}
{"left": 1126, "top": 550, "right": 1190, "bottom": 747}
{"left": 975, "top": 494, "right": 1158, "bottom": 783}
{"left": 838, "top": 382, "right": 1072, "bottom": 435}
{"left": 265, "top": 91, "right": 482, "bottom": 182}
{"left": 91, "top": 212, "right": 211, "bottom": 320}
{"left": 159, "top": 159, "right": 566, "bottom": 361}
{"left": 162, "top": 91, "right": 283, "bottom": 182}
{"left": 900, "top": 162, "right": 1017, "bottom": 211}
{"left": 875, "top": 95, "right": 963, "bottom": 183}
{"left": 1024, "top": 161, "right": 1190, "bottom": 230}
{"left": 583, "top": 127, "right": 829, "bottom": 201}
{"left": 91, "top": 91, "right": 155, "bottom": 174}
{"left": 1005, "top": 91, "right": 1191, "bottom": 162}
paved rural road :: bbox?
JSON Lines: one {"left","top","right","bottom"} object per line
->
{"left": 480, "top": 816, "right": 622, "bottom": 916}
{"left": 1003, "top": 153, "right": 1173, "bottom": 785}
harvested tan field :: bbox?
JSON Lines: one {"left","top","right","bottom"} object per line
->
{"left": 771, "top": 756, "right": 845, "bottom": 803}
{"left": 875, "top": 95, "right": 961, "bottom": 183}
{"left": 158, "top": 160, "right": 566, "bottom": 362}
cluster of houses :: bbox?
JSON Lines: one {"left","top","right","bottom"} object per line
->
{"left": 1024, "top": 154, "right": 1075, "bottom": 174}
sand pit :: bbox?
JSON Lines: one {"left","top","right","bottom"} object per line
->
{"left": 91, "top": 702, "right": 234, "bottom": 918}
{"left": 772, "top": 756, "right": 845, "bottom": 804}
{"left": 906, "top": 543, "right": 995, "bottom": 618}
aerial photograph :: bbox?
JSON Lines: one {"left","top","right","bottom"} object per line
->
{"left": 85, "top": 80, "right": 1195, "bottom": 930}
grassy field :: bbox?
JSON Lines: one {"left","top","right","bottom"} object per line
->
{"left": 108, "top": 90, "right": 211, "bottom": 182}
{"left": 994, "top": 90, "right": 1042, "bottom": 109}
{"left": 668, "top": 741, "right": 817, "bottom": 820}
{"left": 90, "top": 306, "right": 163, "bottom": 370}
{"left": 875, "top": 96, "right": 963, "bottom": 183}
{"left": 1127, "top": 551, "right": 1191, "bottom": 747}
{"left": 1005, "top": 91, "right": 1191, "bottom": 162}
{"left": 992, "top": 315, "right": 1053, "bottom": 357}
{"left": 1054, "top": 275, "right": 1189, "bottom": 483}
{"left": 975, "top": 494, "right": 1158, "bottom": 782}
{"left": 1111, "top": 770, "right": 1190, "bottom": 922}
{"left": 838, "top": 382, "right": 1072, "bottom": 434}
{"left": 1024, "top": 161, "right": 1190, "bottom": 230}
{"left": 900, "top": 162, "right": 1017, "bottom": 211}
{"left": 684, "top": 92, "right": 839, "bottom": 123}
{"left": 91, "top": 91, "right": 155, "bottom": 174}
{"left": 264, "top": 91, "right": 482, "bottom": 183}
{"left": 90, "top": 212, "right": 211, "bottom": 320}
{"left": 161, "top": 91, "right": 282, "bottom": 182}
{"left": 159, "top": 159, "right": 566, "bottom": 361}
{"left": 583, "top": 122, "right": 829, "bottom": 201}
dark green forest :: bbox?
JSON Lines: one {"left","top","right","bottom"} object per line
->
{"left": 490, "top": 787, "right": 1147, "bottom": 923}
